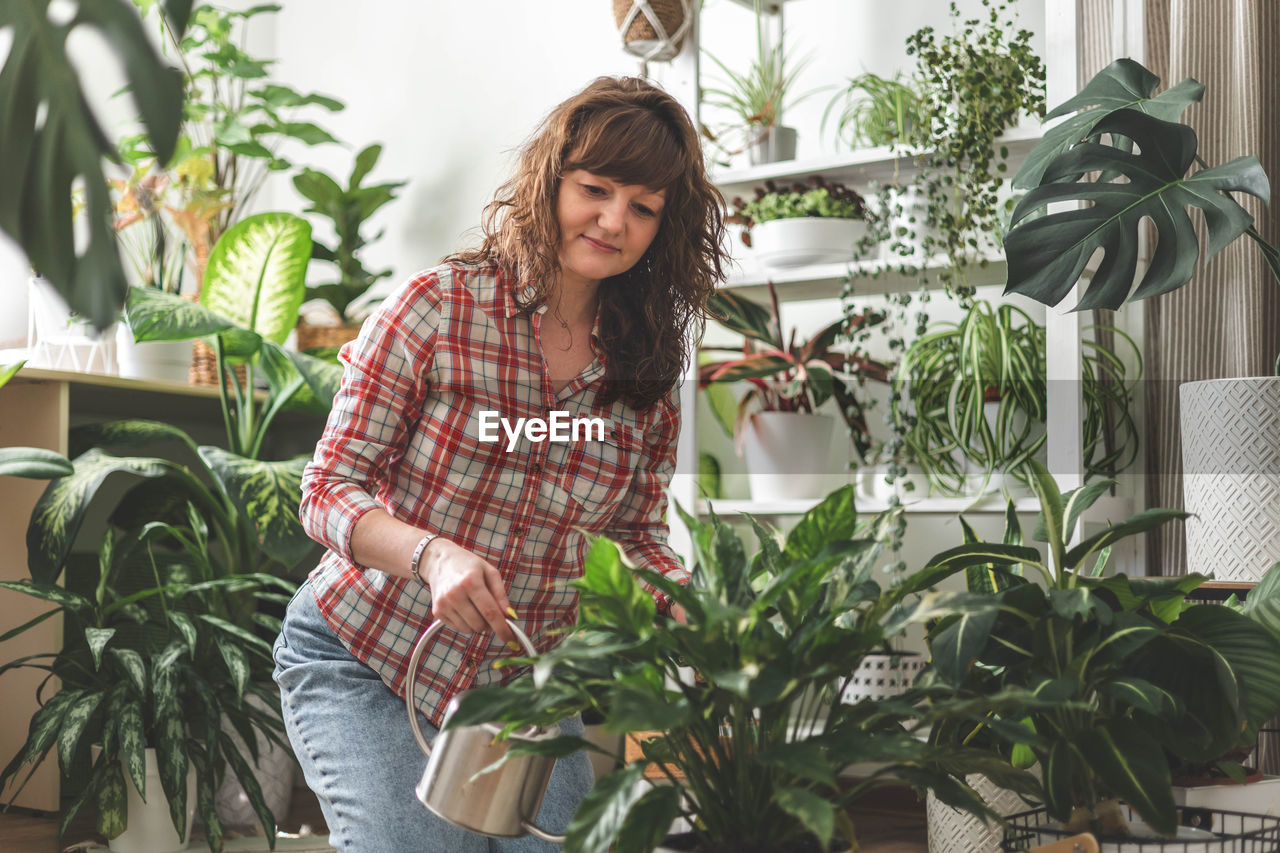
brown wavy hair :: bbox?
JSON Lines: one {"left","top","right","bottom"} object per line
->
{"left": 449, "top": 76, "right": 728, "bottom": 410}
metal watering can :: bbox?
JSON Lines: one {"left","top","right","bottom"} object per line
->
{"left": 406, "top": 618, "right": 566, "bottom": 842}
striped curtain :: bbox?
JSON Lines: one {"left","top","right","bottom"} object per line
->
{"left": 1078, "top": 0, "right": 1280, "bottom": 774}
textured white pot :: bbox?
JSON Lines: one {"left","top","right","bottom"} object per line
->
{"left": 842, "top": 652, "right": 924, "bottom": 704}
{"left": 927, "top": 772, "right": 1030, "bottom": 853}
{"left": 752, "top": 217, "right": 867, "bottom": 268}
{"left": 741, "top": 412, "right": 836, "bottom": 501}
{"left": 214, "top": 691, "right": 295, "bottom": 830}
{"left": 92, "top": 746, "right": 197, "bottom": 853}
{"left": 1180, "top": 377, "right": 1280, "bottom": 581}
{"left": 115, "top": 325, "right": 193, "bottom": 383}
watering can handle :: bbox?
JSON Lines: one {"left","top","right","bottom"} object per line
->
{"left": 405, "top": 618, "right": 564, "bottom": 842}
{"left": 405, "top": 617, "right": 540, "bottom": 757}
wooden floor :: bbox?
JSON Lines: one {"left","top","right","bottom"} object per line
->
{"left": 0, "top": 787, "right": 928, "bottom": 852}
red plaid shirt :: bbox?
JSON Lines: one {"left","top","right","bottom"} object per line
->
{"left": 299, "top": 260, "right": 688, "bottom": 727}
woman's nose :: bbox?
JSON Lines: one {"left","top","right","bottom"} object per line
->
{"left": 597, "top": 200, "right": 626, "bottom": 233}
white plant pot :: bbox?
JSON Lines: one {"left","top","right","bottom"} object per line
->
{"left": 752, "top": 217, "right": 867, "bottom": 268}
{"left": 1173, "top": 774, "right": 1280, "bottom": 824}
{"left": 841, "top": 652, "right": 924, "bottom": 704}
{"left": 115, "top": 325, "right": 193, "bottom": 383}
{"left": 927, "top": 772, "right": 1031, "bottom": 853}
{"left": 26, "top": 276, "right": 116, "bottom": 373}
{"left": 91, "top": 746, "right": 197, "bottom": 853}
{"left": 746, "top": 125, "right": 797, "bottom": 165}
{"left": 740, "top": 412, "right": 836, "bottom": 501}
{"left": 213, "top": 690, "right": 295, "bottom": 830}
{"left": 1180, "top": 377, "right": 1280, "bottom": 581}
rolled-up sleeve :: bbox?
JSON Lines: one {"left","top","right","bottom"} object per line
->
{"left": 299, "top": 272, "right": 442, "bottom": 561}
{"left": 603, "top": 385, "right": 689, "bottom": 611}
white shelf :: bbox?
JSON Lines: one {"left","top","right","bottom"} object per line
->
{"left": 710, "top": 128, "right": 1042, "bottom": 200}
{"left": 722, "top": 254, "right": 1009, "bottom": 302}
{"left": 704, "top": 494, "right": 1042, "bottom": 517}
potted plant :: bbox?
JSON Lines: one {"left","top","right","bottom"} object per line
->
{"left": 292, "top": 143, "right": 406, "bottom": 351}
{"left": 822, "top": 71, "right": 928, "bottom": 151}
{"left": 0, "top": 507, "right": 296, "bottom": 852}
{"left": 612, "top": 0, "right": 692, "bottom": 63}
{"left": 891, "top": 301, "right": 1139, "bottom": 497}
{"left": 701, "top": 1, "right": 817, "bottom": 167}
{"left": 699, "top": 282, "right": 891, "bottom": 500}
{"left": 1002, "top": 58, "right": 1280, "bottom": 588}
{"left": 728, "top": 177, "right": 870, "bottom": 269}
{"left": 923, "top": 460, "right": 1280, "bottom": 846}
{"left": 896, "top": 0, "right": 1045, "bottom": 295}
{"left": 446, "top": 487, "right": 1042, "bottom": 853}
{"left": 109, "top": 156, "right": 225, "bottom": 381}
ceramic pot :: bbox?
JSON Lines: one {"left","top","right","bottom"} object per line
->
{"left": 927, "top": 772, "right": 1031, "bottom": 853}
{"left": 752, "top": 218, "right": 867, "bottom": 268}
{"left": 747, "top": 125, "right": 797, "bottom": 165}
{"left": 1180, "top": 377, "right": 1280, "bottom": 581}
{"left": 115, "top": 325, "right": 192, "bottom": 383}
{"left": 740, "top": 412, "right": 836, "bottom": 501}
{"left": 841, "top": 652, "right": 923, "bottom": 704}
{"left": 91, "top": 746, "right": 197, "bottom": 853}
{"left": 213, "top": 690, "right": 295, "bottom": 831}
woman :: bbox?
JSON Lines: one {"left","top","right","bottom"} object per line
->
{"left": 273, "top": 76, "right": 727, "bottom": 851}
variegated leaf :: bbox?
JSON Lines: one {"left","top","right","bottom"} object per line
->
{"left": 202, "top": 212, "right": 312, "bottom": 345}
{"left": 56, "top": 692, "right": 103, "bottom": 771}
{"left": 108, "top": 647, "right": 148, "bottom": 698}
{"left": 198, "top": 446, "right": 312, "bottom": 569}
{"left": 84, "top": 626, "right": 115, "bottom": 670}
{"left": 96, "top": 761, "right": 127, "bottom": 839}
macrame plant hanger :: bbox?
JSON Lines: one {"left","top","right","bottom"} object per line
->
{"left": 615, "top": 0, "right": 692, "bottom": 78}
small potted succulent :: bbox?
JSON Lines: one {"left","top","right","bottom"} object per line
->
{"left": 728, "top": 177, "right": 869, "bottom": 269}
{"left": 699, "top": 282, "right": 890, "bottom": 500}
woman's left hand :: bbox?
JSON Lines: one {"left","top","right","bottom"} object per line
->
{"left": 670, "top": 603, "right": 687, "bottom": 624}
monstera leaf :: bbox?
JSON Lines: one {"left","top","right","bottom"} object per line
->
{"left": 1013, "top": 58, "right": 1205, "bottom": 191}
{"left": 0, "top": 0, "right": 190, "bottom": 330}
{"left": 1004, "top": 109, "right": 1271, "bottom": 310}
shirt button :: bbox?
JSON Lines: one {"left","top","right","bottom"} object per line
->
{"left": 531, "top": 462, "right": 542, "bottom": 475}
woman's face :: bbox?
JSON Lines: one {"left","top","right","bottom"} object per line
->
{"left": 555, "top": 170, "right": 666, "bottom": 291}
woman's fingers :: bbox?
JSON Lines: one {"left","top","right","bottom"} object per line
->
{"left": 424, "top": 540, "right": 516, "bottom": 643}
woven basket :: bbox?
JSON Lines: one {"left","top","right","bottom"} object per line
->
{"left": 189, "top": 337, "right": 248, "bottom": 389}
{"left": 612, "top": 0, "right": 690, "bottom": 61}
{"left": 296, "top": 320, "right": 361, "bottom": 353}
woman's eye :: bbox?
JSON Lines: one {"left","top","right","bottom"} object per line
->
{"left": 633, "top": 204, "right": 656, "bottom": 218}
{"left": 583, "top": 184, "right": 607, "bottom": 196}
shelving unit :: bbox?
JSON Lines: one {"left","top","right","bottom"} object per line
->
{"left": 669, "top": 0, "right": 1139, "bottom": 556}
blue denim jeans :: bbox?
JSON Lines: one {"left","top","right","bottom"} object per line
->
{"left": 273, "top": 582, "right": 594, "bottom": 852}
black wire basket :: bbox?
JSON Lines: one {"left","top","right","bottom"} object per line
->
{"left": 1001, "top": 806, "right": 1280, "bottom": 852}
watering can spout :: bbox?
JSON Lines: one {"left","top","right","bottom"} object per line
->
{"left": 406, "top": 618, "right": 567, "bottom": 842}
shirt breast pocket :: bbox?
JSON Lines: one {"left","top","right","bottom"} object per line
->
{"left": 560, "top": 425, "right": 638, "bottom": 523}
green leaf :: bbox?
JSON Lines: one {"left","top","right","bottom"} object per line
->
{"left": 0, "top": 0, "right": 184, "bottom": 330}
{"left": 1006, "top": 110, "right": 1271, "bottom": 310}
{"left": 752, "top": 741, "right": 837, "bottom": 789}
{"left": 0, "top": 360, "right": 24, "bottom": 388}
{"left": 25, "top": 447, "right": 186, "bottom": 584}
{"left": 774, "top": 786, "right": 835, "bottom": 850}
{"left": 613, "top": 785, "right": 681, "bottom": 853}
{"left": 216, "top": 636, "right": 251, "bottom": 698}
{"left": 56, "top": 692, "right": 103, "bottom": 772}
{"left": 1098, "top": 677, "right": 1177, "bottom": 716}
{"left": 108, "top": 648, "right": 148, "bottom": 698}
{"left": 563, "top": 763, "right": 648, "bottom": 853}
{"left": 202, "top": 211, "right": 312, "bottom": 346}
{"left": 85, "top": 627, "right": 116, "bottom": 670}
{"left": 0, "top": 447, "right": 73, "bottom": 479}
{"left": 0, "top": 689, "right": 82, "bottom": 788}
{"left": 1077, "top": 719, "right": 1176, "bottom": 836}
{"left": 96, "top": 761, "right": 128, "bottom": 839}
{"left": 1064, "top": 509, "right": 1189, "bottom": 571}
{"left": 115, "top": 696, "right": 148, "bottom": 801}
{"left": 1242, "top": 561, "right": 1280, "bottom": 642}
{"left": 784, "top": 485, "right": 858, "bottom": 562}
{"left": 1015, "top": 59, "right": 1204, "bottom": 190}
{"left": 0, "top": 580, "right": 93, "bottom": 613}
{"left": 930, "top": 606, "right": 998, "bottom": 684}
{"left": 707, "top": 289, "right": 780, "bottom": 346}
{"left": 576, "top": 537, "right": 655, "bottom": 633}
{"left": 198, "top": 445, "right": 312, "bottom": 569}
{"left": 125, "top": 286, "right": 235, "bottom": 342}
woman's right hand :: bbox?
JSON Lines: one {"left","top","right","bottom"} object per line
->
{"left": 421, "top": 538, "right": 518, "bottom": 645}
